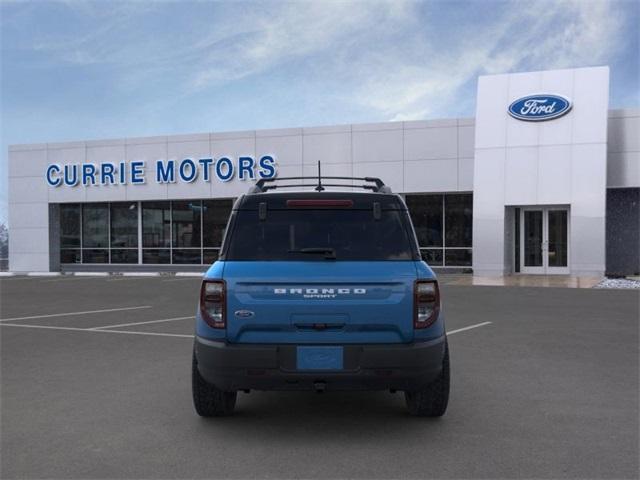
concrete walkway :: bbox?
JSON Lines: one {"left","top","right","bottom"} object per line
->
{"left": 439, "top": 274, "right": 602, "bottom": 289}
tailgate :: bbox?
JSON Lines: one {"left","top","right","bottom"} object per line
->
{"left": 222, "top": 261, "right": 417, "bottom": 344}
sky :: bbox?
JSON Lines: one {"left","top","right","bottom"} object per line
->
{"left": 1, "top": 0, "right": 638, "bottom": 226}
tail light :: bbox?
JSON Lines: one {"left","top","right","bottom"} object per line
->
{"left": 414, "top": 280, "right": 440, "bottom": 329}
{"left": 200, "top": 280, "right": 226, "bottom": 328}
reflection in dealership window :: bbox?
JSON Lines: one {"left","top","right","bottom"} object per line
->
{"left": 82, "top": 204, "right": 109, "bottom": 248}
{"left": 405, "top": 193, "right": 473, "bottom": 267}
{"left": 60, "top": 204, "right": 81, "bottom": 263}
{"left": 81, "top": 204, "right": 109, "bottom": 263}
{"left": 405, "top": 195, "right": 443, "bottom": 247}
{"left": 445, "top": 194, "right": 473, "bottom": 248}
{"left": 110, "top": 203, "right": 138, "bottom": 264}
{"left": 172, "top": 201, "right": 202, "bottom": 248}
{"left": 142, "top": 202, "right": 171, "bottom": 248}
{"left": 59, "top": 198, "right": 235, "bottom": 265}
{"left": 172, "top": 201, "right": 202, "bottom": 264}
{"left": 203, "top": 199, "right": 233, "bottom": 248}
{"left": 111, "top": 203, "right": 138, "bottom": 248}
{"left": 142, "top": 201, "right": 171, "bottom": 264}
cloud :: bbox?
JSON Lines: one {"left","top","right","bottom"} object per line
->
{"left": 349, "top": 0, "right": 626, "bottom": 121}
{"left": 188, "top": 1, "right": 414, "bottom": 90}
{"left": 2, "top": 0, "right": 632, "bottom": 121}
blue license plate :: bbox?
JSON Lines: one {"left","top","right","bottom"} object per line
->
{"left": 296, "top": 346, "right": 343, "bottom": 370}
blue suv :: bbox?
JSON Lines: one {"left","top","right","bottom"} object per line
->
{"left": 192, "top": 173, "right": 449, "bottom": 416}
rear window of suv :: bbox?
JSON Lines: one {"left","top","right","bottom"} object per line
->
{"left": 224, "top": 208, "right": 417, "bottom": 261}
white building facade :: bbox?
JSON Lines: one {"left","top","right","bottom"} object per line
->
{"left": 7, "top": 66, "right": 640, "bottom": 276}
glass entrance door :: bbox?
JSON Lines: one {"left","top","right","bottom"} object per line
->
{"left": 522, "top": 210, "right": 545, "bottom": 274}
{"left": 519, "top": 207, "right": 569, "bottom": 274}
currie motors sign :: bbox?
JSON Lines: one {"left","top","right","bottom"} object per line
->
{"left": 45, "top": 155, "right": 277, "bottom": 187}
{"left": 508, "top": 94, "right": 572, "bottom": 121}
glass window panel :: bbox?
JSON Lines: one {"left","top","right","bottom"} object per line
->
{"left": 142, "top": 202, "right": 171, "bottom": 248}
{"left": 60, "top": 204, "right": 81, "bottom": 248}
{"left": 60, "top": 249, "right": 80, "bottom": 263}
{"left": 203, "top": 199, "right": 233, "bottom": 247}
{"left": 172, "top": 201, "right": 202, "bottom": 248}
{"left": 444, "top": 249, "right": 472, "bottom": 266}
{"left": 142, "top": 249, "right": 170, "bottom": 264}
{"left": 111, "top": 202, "right": 138, "bottom": 248}
{"left": 82, "top": 204, "right": 109, "bottom": 248}
{"left": 405, "top": 195, "right": 443, "bottom": 247}
{"left": 110, "top": 249, "right": 138, "bottom": 264}
{"left": 82, "top": 249, "right": 109, "bottom": 263}
{"left": 421, "top": 248, "right": 443, "bottom": 266}
{"left": 172, "top": 249, "right": 201, "bottom": 264}
{"left": 514, "top": 208, "right": 520, "bottom": 273}
{"left": 524, "top": 210, "right": 543, "bottom": 267}
{"left": 548, "top": 210, "right": 568, "bottom": 267}
{"left": 203, "top": 249, "right": 220, "bottom": 265}
{"left": 444, "top": 194, "right": 473, "bottom": 248}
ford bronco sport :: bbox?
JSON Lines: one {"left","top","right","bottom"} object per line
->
{"left": 192, "top": 172, "right": 449, "bottom": 417}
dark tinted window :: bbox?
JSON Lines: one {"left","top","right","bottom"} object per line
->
{"left": 142, "top": 202, "right": 170, "bottom": 248}
{"left": 203, "top": 199, "right": 233, "bottom": 247}
{"left": 444, "top": 249, "right": 472, "bottom": 266}
{"left": 405, "top": 195, "right": 443, "bottom": 247}
{"left": 60, "top": 204, "right": 81, "bottom": 248}
{"left": 225, "top": 209, "right": 416, "bottom": 261}
{"left": 444, "top": 194, "right": 472, "bottom": 247}
{"left": 110, "top": 202, "right": 138, "bottom": 248}
{"left": 421, "top": 248, "right": 443, "bottom": 266}
{"left": 82, "top": 204, "right": 109, "bottom": 248}
{"left": 172, "top": 201, "right": 201, "bottom": 248}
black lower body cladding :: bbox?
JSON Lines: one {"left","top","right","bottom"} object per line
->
{"left": 194, "top": 336, "right": 446, "bottom": 392}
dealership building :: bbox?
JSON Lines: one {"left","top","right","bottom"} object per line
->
{"left": 7, "top": 66, "right": 640, "bottom": 276}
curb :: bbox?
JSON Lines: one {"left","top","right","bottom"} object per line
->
{"left": 2, "top": 271, "right": 206, "bottom": 278}
{"left": 120, "top": 272, "right": 161, "bottom": 277}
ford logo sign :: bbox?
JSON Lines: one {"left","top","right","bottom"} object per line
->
{"left": 508, "top": 94, "right": 572, "bottom": 121}
{"left": 234, "top": 310, "right": 255, "bottom": 318}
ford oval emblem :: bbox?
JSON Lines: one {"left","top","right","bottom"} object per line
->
{"left": 234, "top": 310, "right": 255, "bottom": 318}
{"left": 508, "top": 94, "right": 572, "bottom": 121}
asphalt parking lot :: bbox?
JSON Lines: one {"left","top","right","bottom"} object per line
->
{"left": 1, "top": 275, "right": 638, "bottom": 479}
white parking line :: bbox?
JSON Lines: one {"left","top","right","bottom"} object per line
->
{"left": 42, "top": 276, "right": 109, "bottom": 283}
{"left": 0, "top": 323, "right": 192, "bottom": 338}
{"left": 0, "top": 276, "right": 42, "bottom": 282}
{"left": 106, "top": 277, "right": 161, "bottom": 282}
{"left": 448, "top": 321, "right": 492, "bottom": 335}
{"left": 0, "top": 306, "right": 152, "bottom": 322}
{"left": 90, "top": 316, "right": 193, "bottom": 330}
{"left": 161, "top": 277, "right": 201, "bottom": 282}
{"left": 0, "top": 317, "right": 492, "bottom": 340}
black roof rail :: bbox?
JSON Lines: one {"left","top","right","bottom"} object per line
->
{"left": 249, "top": 161, "right": 391, "bottom": 194}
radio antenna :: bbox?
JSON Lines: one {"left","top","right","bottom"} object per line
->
{"left": 315, "top": 160, "right": 324, "bottom": 192}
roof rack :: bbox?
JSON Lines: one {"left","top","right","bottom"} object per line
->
{"left": 249, "top": 161, "right": 392, "bottom": 194}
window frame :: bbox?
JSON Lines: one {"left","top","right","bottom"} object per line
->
{"left": 404, "top": 193, "right": 473, "bottom": 267}
{"left": 60, "top": 199, "right": 234, "bottom": 265}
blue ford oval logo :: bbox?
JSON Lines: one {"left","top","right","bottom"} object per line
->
{"left": 508, "top": 94, "right": 572, "bottom": 121}
{"left": 234, "top": 310, "right": 255, "bottom": 318}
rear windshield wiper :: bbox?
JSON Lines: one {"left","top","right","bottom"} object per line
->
{"left": 288, "top": 247, "right": 337, "bottom": 259}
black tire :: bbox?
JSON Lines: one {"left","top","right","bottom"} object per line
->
{"left": 192, "top": 353, "right": 237, "bottom": 417}
{"left": 404, "top": 341, "right": 450, "bottom": 417}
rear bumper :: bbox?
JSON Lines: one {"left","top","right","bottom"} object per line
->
{"left": 194, "top": 335, "right": 446, "bottom": 392}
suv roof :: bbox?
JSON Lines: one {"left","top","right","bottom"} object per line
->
{"left": 236, "top": 191, "right": 407, "bottom": 211}
{"left": 249, "top": 162, "right": 392, "bottom": 194}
